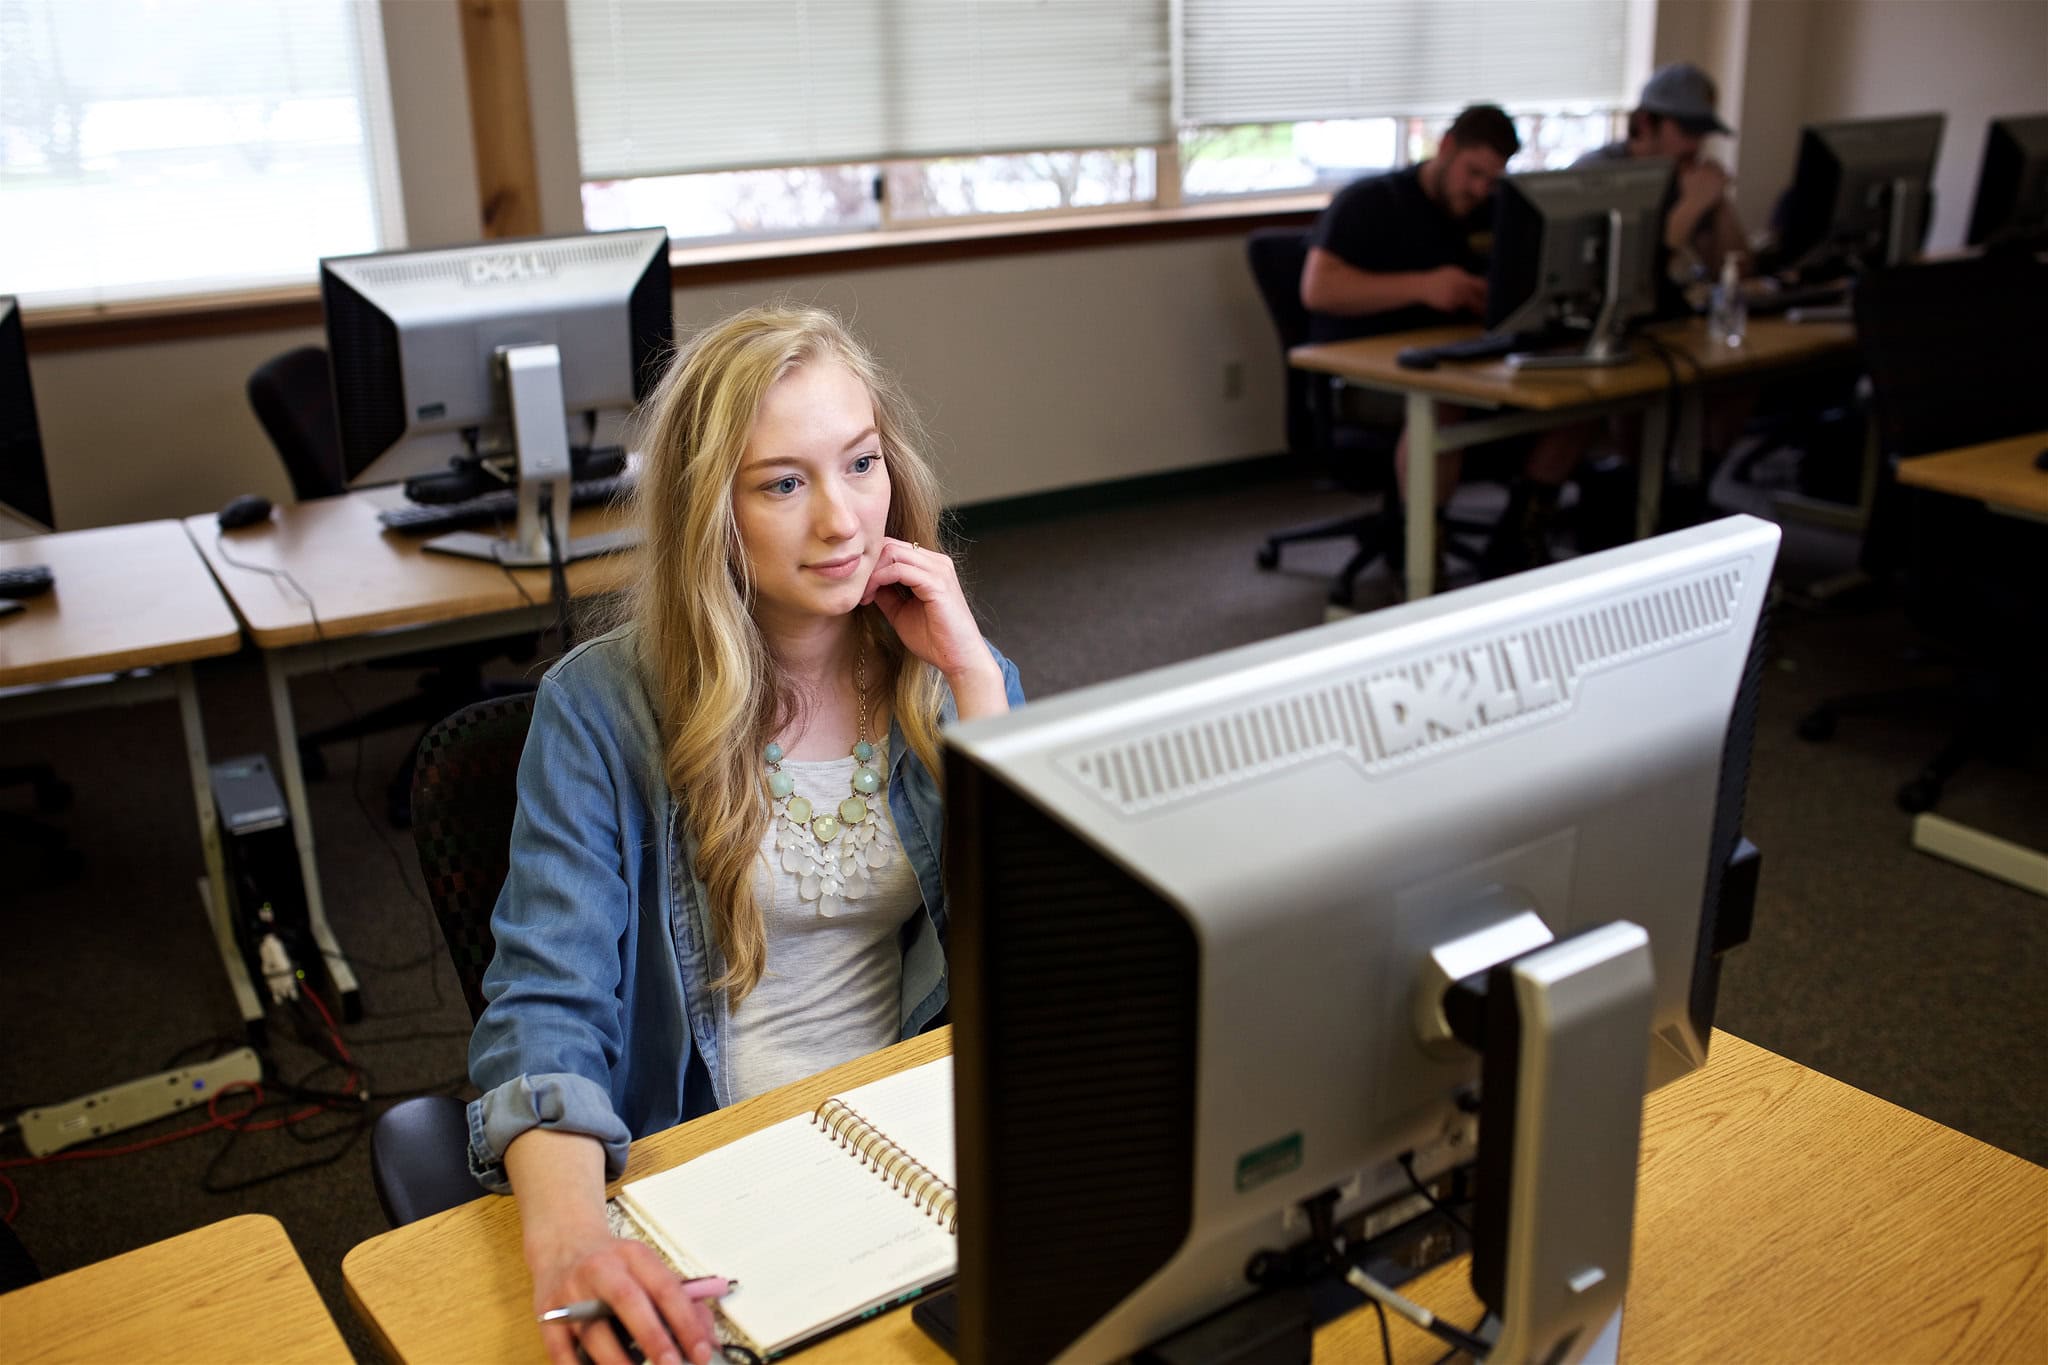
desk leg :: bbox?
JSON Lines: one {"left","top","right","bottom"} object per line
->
{"left": 1405, "top": 392, "right": 1437, "bottom": 599}
{"left": 1636, "top": 402, "right": 1669, "bottom": 540}
{"left": 177, "top": 663, "right": 265, "bottom": 1029}
{"left": 263, "top": 653, "right": 362, "bottom": 1018}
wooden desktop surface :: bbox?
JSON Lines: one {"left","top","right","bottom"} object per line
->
{"left": 182, "top": 492, "right": 637, "bottom": 649}
{"left": 1897, "top": 430, "right": 2048, "bottom": 515}
{"left": 343, "top": 1029, "right": 2048, "bottom": 1364}
{"left": 1289, "top": 316, "right": 1857, "bottom": 411}
{"left": 0, "top": 1213, "right": 353, "bottom": 1364}
{"left": 0, "top": 520, "right": 241, "bottom": 687}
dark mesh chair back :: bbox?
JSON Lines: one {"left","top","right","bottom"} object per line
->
{"left": 247, "top": 345, "right": 347, "bottom": 500}
{"left": 410, "top": 692, "right": 536, "bottom": 1022}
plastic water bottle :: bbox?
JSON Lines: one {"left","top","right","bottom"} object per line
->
{"left": 1709, "top": 252, "right": 1747, "bottom": 349}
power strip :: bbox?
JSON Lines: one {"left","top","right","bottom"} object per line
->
{"left": 18, "top": 1048, "right": 264, "bottom": 1156}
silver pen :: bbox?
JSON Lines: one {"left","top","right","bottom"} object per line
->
{"left": 538, "top": 1277, "right": 738, "bottom": 1324}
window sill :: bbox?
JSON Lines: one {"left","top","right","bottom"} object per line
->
{"left": 23, "top": 194, "right": 1328, "bottom": 355}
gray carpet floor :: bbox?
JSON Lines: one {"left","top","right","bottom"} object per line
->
{"left": 3, "top": 473, "right": 2042, "bottom": 1361}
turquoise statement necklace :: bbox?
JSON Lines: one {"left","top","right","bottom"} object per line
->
{"left": 763, "top": 644, "right": 884, "bottom": 843}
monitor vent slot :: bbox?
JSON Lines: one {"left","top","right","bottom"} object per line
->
{"left": 1060, "top": 562, "right": 1746, "bottom": 815}
{"left": 352, "top": 259, "right": 468, "bottom": 288}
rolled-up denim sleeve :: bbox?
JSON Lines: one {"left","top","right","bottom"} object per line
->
{"left": 465, "top": 666, "right": 639, "bottom": 1192}
{"left": 467, "top": 1072, "right": 631, "bottom": 1193}
{"left": 996, "top": 647, "right": 1026, "bottom": 709}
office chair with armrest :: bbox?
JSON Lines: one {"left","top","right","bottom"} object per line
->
{"left": 1245, "top": 228, "right": 1493, "bottom": 605}
{"left": 1797, "top": 253, "right": 2048, "bottom": 813}
{"left": 369, "top": 692, "right": 534, "bottom": 1226}
{"left": 247, "top": 346, "right": 541, "bottom": 826}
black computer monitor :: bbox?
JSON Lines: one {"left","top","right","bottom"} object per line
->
{"left": 1777, "top": 114, "right": 1944, "bottom": 274}
{"left": 0, "top": 297, "right": 55, "bottom": 537}
{"left": 318, "top": 228, "right": 671, "bottom": 565}
{"left": 1484, "top": 160, "right": 1672, "bottom": 370}
{"left": 933, "top": 518, "right": 1779, "bottom": 1364}
{"left": 1966, "top": 114, "right": 2048, "bottom": 250}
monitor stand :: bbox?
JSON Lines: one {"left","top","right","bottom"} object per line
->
{"left": 1444, "top": 919, "right": 1654, "bottom": 1364}
{"left": 1884, "top": 175, "right": 1927, "bottom": 268}
{"left": 424, "top": 341, "right": 639, "bottom": 568}
{"left": 1509, "top": 210, "right": 1636, "bottom": 371}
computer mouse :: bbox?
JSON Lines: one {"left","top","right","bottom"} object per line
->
{"left": 216, "top": 493, "right": 274, "bottom": 531}
{"left": 1396, "top": 347, "right": 1440, "bottom": 371}
{"left": 2035, "top": 446, "right": 2048, "bottom": 472}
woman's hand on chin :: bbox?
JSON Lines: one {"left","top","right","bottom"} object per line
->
{"left": 860, "top": 538, "right": 1007, "bottom": 717}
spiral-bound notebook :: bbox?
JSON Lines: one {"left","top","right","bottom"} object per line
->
{"left": 613, "top": 1057, "right": 957, "bottom": 1358}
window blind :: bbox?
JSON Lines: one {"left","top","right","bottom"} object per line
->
{"left": 567, "top": 0, "right": 1173, "bottom": 181}
{"left": 0, "top": 0, "right": 397, "bottom": 306}
{"left": 1180, "top": 0, "right": 1636, "bottom": 127}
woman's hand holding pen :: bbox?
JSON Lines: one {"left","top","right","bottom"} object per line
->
{"left": 860, "top": 536, "right": 1009, "bottom": 720}
{"left": 530, "top": 1232, "right": 719, "bottom": 1365}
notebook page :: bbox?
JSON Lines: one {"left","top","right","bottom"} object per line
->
{"left": 620, "top": 1110, "right": 955, "bottom": 1353}
{"left": 825, "top": 1056, "right": 955, "bottom": 1187}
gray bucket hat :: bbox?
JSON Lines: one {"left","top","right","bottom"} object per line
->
{"left": 1639, "top": 62, "right": 1733, "bottom": 137}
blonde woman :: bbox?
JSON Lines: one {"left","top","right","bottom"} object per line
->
{"left": 466, "top": 306, "right": 1022, "bottom": 1365}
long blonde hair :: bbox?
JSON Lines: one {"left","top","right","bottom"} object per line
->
{"left": 628, "top": 305, "right": 948, "bottom": 1005}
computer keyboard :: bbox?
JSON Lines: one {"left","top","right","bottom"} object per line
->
{"left": 1396, "top": 330, "right": 1576, "bottom": 370}
{"left": 0, "top": 563, "right": 55, "bottom": 597}
{"left": 377, "top": 472, "right": 635, "bottom": 535}
{"left": 1747, "top": 282, "right": 1850, "bottom": 317}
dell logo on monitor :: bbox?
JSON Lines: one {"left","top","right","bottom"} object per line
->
{"left": 466, "top": 252, "right": 554, "bottom": 285}
{"left": 1366, "top": 637, "right": 1564, "bottom": 760}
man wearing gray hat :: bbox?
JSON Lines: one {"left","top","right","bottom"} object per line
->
{"left": 1578, "top": 62, "right": 1748, "bottom": 286}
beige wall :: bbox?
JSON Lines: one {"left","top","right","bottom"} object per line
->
{"left": 30, "top": 237, "right": 1285, "bottom": 529}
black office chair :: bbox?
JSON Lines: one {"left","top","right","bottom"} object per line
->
{"left": 1245, "top": 228, "right": 1492, "bottom": 605}
{"left": 246, "top": 346, "right": 540, "bottom": 826}
{"left": 1796, "top": 252, "right": 2048, "bottom": 813}
{"left": 369, "top": 692, "right": 535, "bottom": 1226}
{"left": 248, "top": 346, "right": 349, "bottom": 500}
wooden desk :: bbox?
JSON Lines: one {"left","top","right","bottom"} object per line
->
{"left": 1892, "top": 430, "right": 2048, "bottom": 898}
{"left": 0, "top": 1213, "right": 353, "bottom": 1363}
{"left": 1898, "top": 430, "right": 2048, "bottom": 519}
{"left": 1290, "top": 317, "right": 1860, "bottom": 596}
{"left": 184, "top": 493, "right": 636, "bottom": 1012}
{"left": 343, "top": 1029, "right": 2048, "bottom": 1364}
{"left": 0, "top": 522, "right": 261, "bottom": 1025}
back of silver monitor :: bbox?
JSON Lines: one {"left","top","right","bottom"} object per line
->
{"left": 946, "top": 514, "right": 1780, "bottom": 1362}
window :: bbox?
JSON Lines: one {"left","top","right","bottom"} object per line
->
{"left": 1177, "top": 1, "right": 1636, "bottom": 197}
{"left": 566, "top": 0, "right": 1171, "bottom": 242}
{"left": 0, "top": 0, "right": 401, "bottom": 307}
{"left": 569, "top": 1, "right": 1638, "bottom": 242}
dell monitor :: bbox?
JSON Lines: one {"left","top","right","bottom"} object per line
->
{"left": 1966, "top": 113, "right": 2048, "bottom": 251}
{"left": 935, "top": 515, "right": 1780, "bottom": 1364}
{"left": 0, "top": 297, "right": 55, "bottom": 538}
{"left": 319, "top": 227, "right": 672, "bottom": 566}
{"left": 1485, "top": 159, "right": 1673, "bottom": 370}
{"left": 1777, "top": 114, "right": 1944, "bottom": 275}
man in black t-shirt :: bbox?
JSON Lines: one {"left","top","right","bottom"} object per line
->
{"left": 1302, "top": 109, "right": 1503, "bottom": 345}
{"left": 1303, "top": 105, "right": 1587, "bottom": 577}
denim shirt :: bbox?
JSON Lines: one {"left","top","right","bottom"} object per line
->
{"left": 465, "top": 623, "right": 1024, "bottom": 1192}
